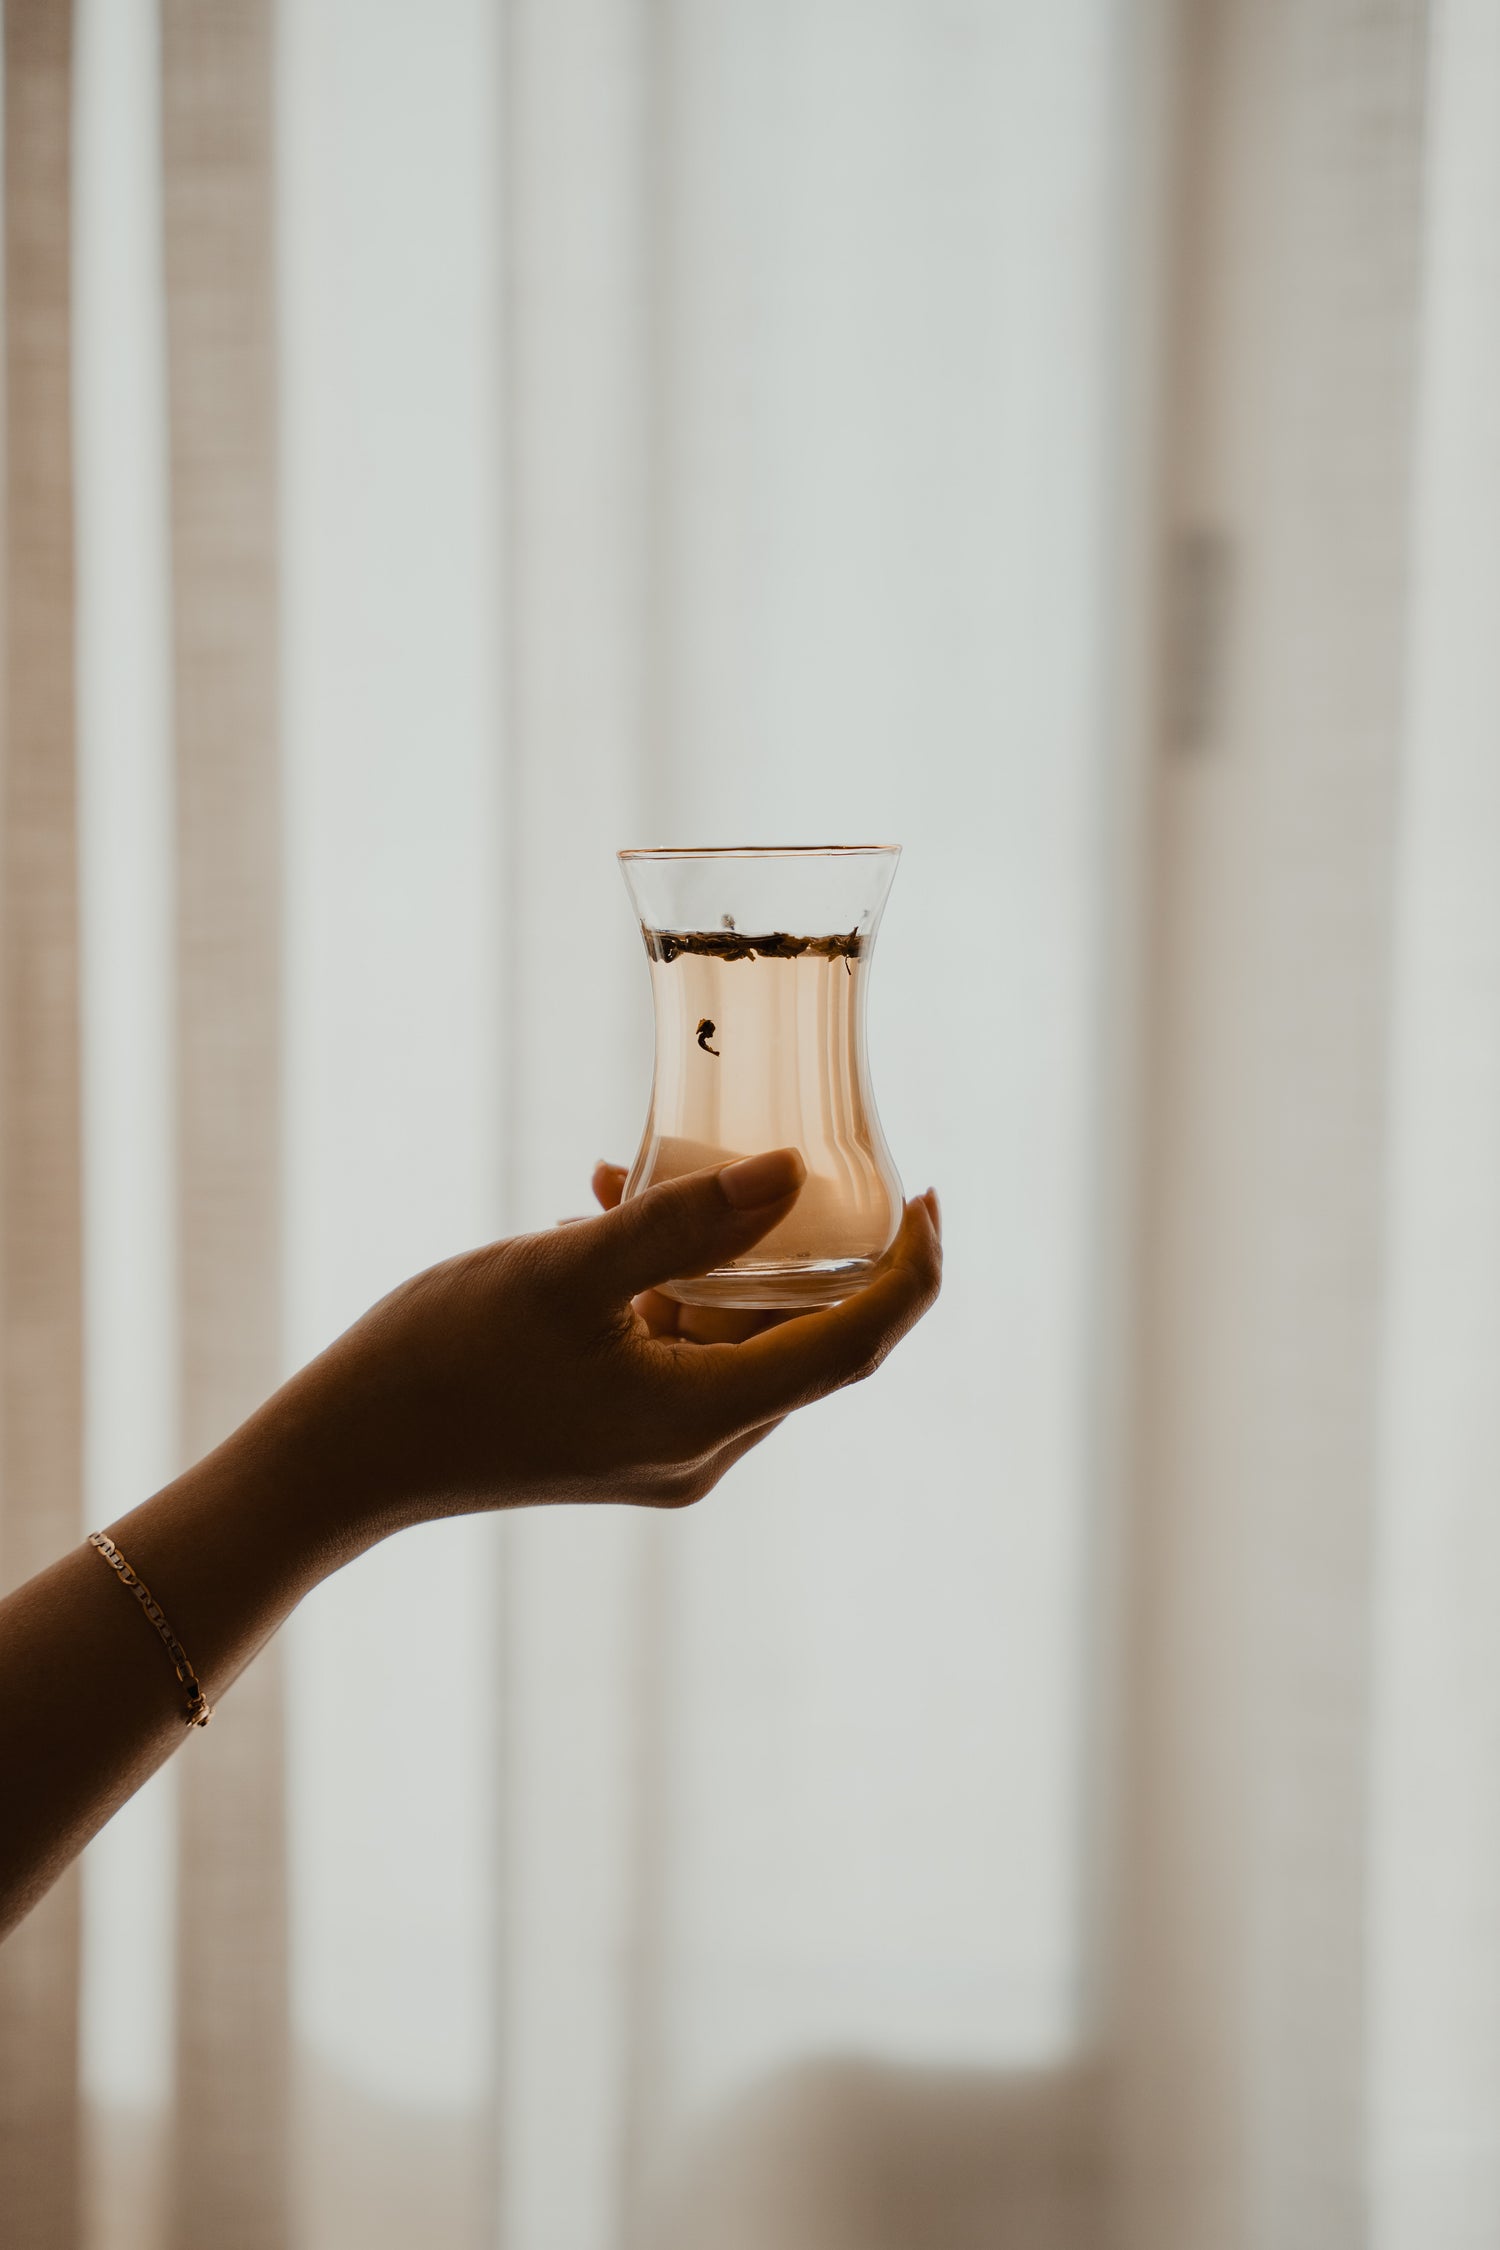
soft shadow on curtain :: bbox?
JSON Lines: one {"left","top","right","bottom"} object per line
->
{"left": 0, "top": 1, "right": 1497, "bottom": 2248}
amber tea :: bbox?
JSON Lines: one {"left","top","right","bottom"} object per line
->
{"left": 619, "top": 849, "right": 905, "bottom": 1310}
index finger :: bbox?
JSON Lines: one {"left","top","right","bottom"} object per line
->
{"left": 678, "top": 1195, "right": 942, "bottom": 1434}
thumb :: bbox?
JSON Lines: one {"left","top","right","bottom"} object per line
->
{"left": 554, "top": 1148, "right": 807, "bottom": 1302}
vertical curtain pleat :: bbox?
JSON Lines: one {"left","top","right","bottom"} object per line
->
{"left": 276, "top": 4, "right": 504, "bottom": 2239}
{"left": 0, "top": 5, "right": 85, "bottom": 2246}
{"left": 159, "top": 4, "right": 288, "bottom": 2244}
{"left": 1369, "top": 1, "right": 1500, "bottom": 2239}
{"left": 495, "top": 5, "right": 659, "bottom": 2243}
{"left": 1112, "top": 1, "right": 1429, "bottom": 2245}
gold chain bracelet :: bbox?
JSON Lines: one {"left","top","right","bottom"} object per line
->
{"left": 87, "top": 1532, "right": 213, "bottom": 1728}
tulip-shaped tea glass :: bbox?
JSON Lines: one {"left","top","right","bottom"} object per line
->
{"left": 619, "top": 845, "right": 904, "bottom": 1309}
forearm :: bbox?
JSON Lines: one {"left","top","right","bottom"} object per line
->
{"left": 0, "top": 1167, "right": 940, "bottom": 1941}
{"left": 0, "top": 1367, "right": 375, "bottom": 1938}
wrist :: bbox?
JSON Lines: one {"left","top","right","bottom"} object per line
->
{"left": 220, "top": 1358, "right": 406, "bottom": 1569}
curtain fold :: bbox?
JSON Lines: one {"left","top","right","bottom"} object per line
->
{"left": 0, "top": 5, "right": 84, "bottom": 2245}
{"left": 1367, "top": 1, "right": 1500, "bottom": 2238}
{"left": 495, "top": 4, "right": 661, "bottom": 2234}
{"left": 1111, "top": 2, "right": 1431, "bottom": 2244}
{"left": 160, "top": 3, "right": 288, "bottom": 2244}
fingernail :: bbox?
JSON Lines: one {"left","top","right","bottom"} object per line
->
{"left": 719, "top": 1147, "right": 807, "bottom": 1209}
{"left": 923, "top": 1187, "right": 942, "bottom": 1240}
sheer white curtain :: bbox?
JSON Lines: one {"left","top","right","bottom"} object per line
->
{"left": 1, "top": 0, "right": 1497, "bottom": 2246}
{"left": 1110, "top": 6, "right": 1500, "bottom": 2248}
{"left": 56, "top": 1, "right": 1119, "bottom": 2243}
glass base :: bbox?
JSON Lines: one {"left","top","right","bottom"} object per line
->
{"left": 662, "top": 1256, "right": 885, "bottom": 1311}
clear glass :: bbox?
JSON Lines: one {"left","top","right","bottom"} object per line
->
{"left": 619, "top": 845, "right": 904, "bottom": 1308}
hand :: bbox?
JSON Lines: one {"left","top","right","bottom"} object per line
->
{"left": 580, "top": 1157, "right": 800, "bottom": 1345}
{"left": 293, "top": 1148, "right": 942, "bottom": 1526}
{"left": 0, "top": 1151, "right": 938, "bottom": 1936}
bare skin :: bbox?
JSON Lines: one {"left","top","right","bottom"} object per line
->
{"left": 0, "top": 1148, "right": 941, "bottom": 1938}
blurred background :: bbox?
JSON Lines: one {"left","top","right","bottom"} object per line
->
{"left": 1, "top": 0, "right": 1496, "bottom": 2245}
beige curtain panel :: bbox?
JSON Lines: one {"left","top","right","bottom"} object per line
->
{"left": 1, "top": 0, "right": 1498, "bottom": 2245}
